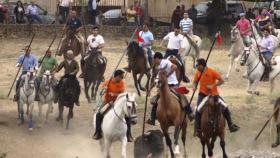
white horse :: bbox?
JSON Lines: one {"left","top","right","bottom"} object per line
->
{"left": 226, "top": 26, "right": 245, "bottom": 80}
{"left": 38, "top": 70, "right": 54, "bottom": 126}
{"left": 18, "top": 70, "right": 36, "bottom": 130}
{"left": 93, "top": 92, "right": 137, "bottom": 158}
{"left": 182, "top": 35, "right": 202, "bottom": 68}
{"left": 240, "top": 45, "right": 280, "bottom": 95}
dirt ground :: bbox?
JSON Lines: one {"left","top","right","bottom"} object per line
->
{"left": 0, "top": 36, "right": 280, "bottom": 158}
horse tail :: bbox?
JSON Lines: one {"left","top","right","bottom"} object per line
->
{"left": 274, "top": 97, "right": 280, "bottom": 122}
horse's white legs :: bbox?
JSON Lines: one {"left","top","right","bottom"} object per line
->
{"left": 247, "top": 80, "right": 253, "bottom": 93}
{"left": 38, "top": 102, "right": 43, "bottom": 127}
{"left": 226, "top": 56, "right": 234, "bottom": 80}
{"left": 46, "top": 102, "right": 52, "bottom": 122}
{"left": 28, "top": 103, "right": 34, "bottom": 131}
{"left": 103, "top": 138, "right": 112, "bottom": 158}
{"left": 121, "top": 136, "right": 127, "bottom": 158}
{"left": 251, "top": 80, "right": 260, "bottom": 95}
{"left": 174, "top": 144, "right": 180, "bottom": 155}
{"left": 18, "top": 101, "right": 24, "bottom": 125}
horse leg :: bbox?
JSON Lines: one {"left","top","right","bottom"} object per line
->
{"left": 121, "top": 136, "right": 128, "bottom": 158}
{"left": 225, "top": 56, "right": 234, "bottom": 80}
{"left": 206, "top": 139, "right": 213, "bottom": 158}
{"left": 192, "top": 56, "right": 196, "bottom": 68}
{"left": 138, "top": 73, "right": 146, "bottom": 91}
{"left": 56, "top": 102, "right": 63, "bottom": 124}
{"left": 133, "top": 72, "right": 141, "bottom": 96}
{"left": 94, "top": 79, "right": 102, "bottom": 101}
{"left": 28, "top": 103, "right": 34, "bottom": 131}
{"left": 181, "top": 120, "right": 188, "bottom": 158}
{"left": 145, "top": 72, "right": 151, "bottom": 91}
{"left": 18, "top": 102, "right": 24, "bottom": 125}
{"left": 247, "top": 80, "right": 253, "bottom": 94}
{"left": 91, "top": 81, "right": 96, "bottom": 100}
{"left": 84, "top": 80, "right": 91, "bottom": 103}
{"left": 26, "top": 104, "right": 29, "bottom": 116}
{"left": 104, "top": 138, "right": 112, "bottom": 158}
{"left": 200, "top": 138, "right": 206, "bottom": 158}
{"left": 161, "top": 125, "right": 174, "bottom": 158}
{"left": 251, "top": 79, "right": 260, "bottom": 95}
{"left": 220, "top": 136, "right": 228, "bottom": 158}
{"left": 46, "top": 102, "right": 52, "bottom": 123}
{"left": 174, "top": 126, "right": 181, "bottom": 155}
{"left": 66, "top": 105, "right": 74, "bottom": 129}
{"left": 270, "top": 78, "right": 275, "bottom": 94}
{"left": 38, "top": 102, "right": 43, "bottom": 128}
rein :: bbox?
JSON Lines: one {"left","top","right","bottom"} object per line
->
{"left": 242, "top": 47, "right": 262, "bottom": 77}
{"left": 112, "top": 97, "right": 136, "bottom": 125}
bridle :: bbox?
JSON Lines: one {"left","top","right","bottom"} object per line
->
{"left": 23, "top": 72, "right": 35, "bottom": 104}
{"left": 113, "top": 94, "right": 137, "bottom": 124}
{"left": 39, "top": 74, "right": 51, "bottom": 100}
{"left": 240, "top": 46, "right": 261, "bottom": 76}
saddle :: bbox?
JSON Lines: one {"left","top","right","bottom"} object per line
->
{"left": 170, "top": 87, "right": 189, "bottom": 109}
{"left": 85, "top": 49, "right": 106, "bottom": 65}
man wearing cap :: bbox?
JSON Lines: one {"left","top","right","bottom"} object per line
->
{"left": 80, "top": 26, "right": 105, "bottom": 78}
{"left": 53, "top": 50, "right": 80, "bottom": 106}
{"left": 14, "top": 46, "right": 38, "bottom": 101}
{"left": 236, "top": 13, "right": 252, "bottom": 47}
{"left": 179, "top": 12, "right": 199, "bottom": 57}
{"left": 193, "top": 58, "right": 240, "bottom": 137}
{"left": 93, "top": 69, "right": 134, "bottom": 142}
{"left": 35, "top": 49, "right": 58, "bottom": 101}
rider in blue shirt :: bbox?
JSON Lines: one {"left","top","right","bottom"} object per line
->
{"left": 139, "top": 23, "right": 154, "bottom": 67}
{"left": 14, "top": 46, "right": 38, "bottom": 101}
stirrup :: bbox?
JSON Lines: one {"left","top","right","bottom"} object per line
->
{"left": 146, "top": 118, "right": 155, "bottom": 126}
{"left": 92, "top": 132, "right": 103, "bottom": 140}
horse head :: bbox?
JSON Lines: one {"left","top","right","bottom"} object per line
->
{"left": 124, "top": 93, "right": 138, "bottom": 124}
{"left": 42, "top": 70, "right": 52, "bottom": 90}
{"left": 25, "top": 68, "right": 36, "bottom": 89}
{"left": 157, "top": 70, "right": 168, "bottom": 89}
{"left": 240, "top": 46, "right": 258, "bottom": 66}
{"left": 230, "top": 26, "right": 240, "bottom": 43}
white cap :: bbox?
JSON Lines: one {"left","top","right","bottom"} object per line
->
{"left": 240, "top": 13, "right": 245, "bottom": 17}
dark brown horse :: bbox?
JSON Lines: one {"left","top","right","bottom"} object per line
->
{"left": 157, "top": 70, "right": 188, "bottom": 158}
{"left": 57, "top": 30, "right": 85, "bottom": 57}
{"left": 200, "top": 97, "right": 227, "bottom": 158}
{"left": 83, "top": 49, "right": 107, "bottom": 103}
{"left": 127, "top": 41, "right": 151, "bottom": 96}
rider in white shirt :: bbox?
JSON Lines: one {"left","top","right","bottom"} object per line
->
{"left": 161, "top": 26, "right": 190, "bottom": 83}
{"left": 80, "top": 26, "right": 105, "bottom": 78}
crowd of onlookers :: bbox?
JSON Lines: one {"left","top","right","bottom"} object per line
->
{"left": 171, "top": 4, "right": 197, "bottom": 28}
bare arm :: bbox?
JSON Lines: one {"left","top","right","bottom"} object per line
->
{"left": 167, "top": 64, "right": 177, "bottom": 77}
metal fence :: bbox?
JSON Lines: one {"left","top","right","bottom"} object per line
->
{"left": 98, "top": 0, "right": 125, "bottom": 7}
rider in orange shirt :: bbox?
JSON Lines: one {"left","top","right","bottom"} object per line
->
{"left": 93, "top": 69, "right": 134, "bottom": 142}
{"left": 193, "top": 58, "right": 240, "bottom": 137}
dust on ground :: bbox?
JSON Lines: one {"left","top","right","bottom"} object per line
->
{"left": 0, "top": 37, "right": 280, "bottom": 158}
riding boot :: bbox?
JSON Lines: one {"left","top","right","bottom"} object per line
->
{"left": 272, "top": 124, "right": 280, "bottom": 148}
{"left": 93, "top": 112, "right": 104, "bottom": 140}
{"left": 194, "top": 111, "right": 201, "bottom": 137}
{"left": 178, "top": 57, "right": 190, "bottom": 83}
{"left": 79, "top": 58, "right": 85, "bottom": 78}
{"left": 146, "top": 103, "right": 157, "bottom": 126}
{"left": 125, "top": 116, "right": 134, "bottom": 142}
{"left": 75, "top": 100, "right": 80, "bottom": 106}
{"left": 124, "top": 65, "right": 131, "bottom": 73}
{"left": 223, "top": 108, "right": 240, "bottom": 132}
{"left": 184, "top": 105, "right": 194, "bottom": 121}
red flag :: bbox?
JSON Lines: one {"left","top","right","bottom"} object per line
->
{"left": 217, "top": 34, "right": 222, "bottom": 46}
{"left": 137, "top": 31, "right": 144, "bottom": 43}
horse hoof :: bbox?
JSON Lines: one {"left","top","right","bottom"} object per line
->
{"left": 29, "top": 128, "right": 33, "bottom": 131}
{"left": 235, "top": 68, "right": 240, "bottom": 72}
{"left": 254, "top": 91, "right": 260, "bottom": 96}
{"left": 56, "top": 117, "right": 61, "bottom": 122}
{"left": 174, "top": 145, "right": 180, "bottom": 155}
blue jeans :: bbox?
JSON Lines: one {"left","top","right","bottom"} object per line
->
{"left": 27, "top": 14, "right": 42, "bottom": 24}
{"left": 146, "top": 48, "right": 153, "bottom": 65}
{"left": 16, "top": 71, "right": 27, "bottom": 90}
{"left": 164, "top": 49, "right": 184, "bottom": 65}
{"left": 262, "top": 51, "right": 273, "bottom": 61}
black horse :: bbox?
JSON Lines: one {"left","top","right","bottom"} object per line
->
{"left": 127, "top": 41, "right": 151, "bottom": 96}
{"left": 56, "top": 74, "right": 80, "bottom": 129}
{"left": 83, "top": 49, "right": 107, "bottom": 103}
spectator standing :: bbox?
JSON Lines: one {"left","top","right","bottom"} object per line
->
{"left": 134, "top": 1, "right": 143, "bottom": 25}
{"left": 246, "top": 8, "right": 255, "bottom": 19}
{"left": 88, "top": 0, "right": 98, "bottom": 25}
{"left": 26, "top": 1, "right": 43, "bottom": 24}
{"left": 14, "top": 1, "right": 25, "bottom": 24}
{"left": 171, "top": 6, "right": 181, "bottom": 28}
{"left": 58, "top": 0, "right": 73, "bottom": 24}
{"left": 126, "top": 5, "right": 136, "bottom": 26}
{"left": 187, "top": 4, "right": 197, "bottom": 22}
{"left": 180, "top": 4, "right": 185, "bottom": 18}
{"left": 0, "top": 2, "right": 8, "bottom": 24}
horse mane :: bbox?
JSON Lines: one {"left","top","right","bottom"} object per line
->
{"left": 274, "top": 97, "right": 280, "bottom": 121}
{"left": 116, "top": 92, "right": 128, "bottom": 101}
{"left": 127, "top": 41, "right": 144, "bottom": 57}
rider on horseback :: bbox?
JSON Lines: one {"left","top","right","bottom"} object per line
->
{"left": 258, "top": 28, "right": 274, "bottom": 81}
{"left": 14, "top": 46, "right": 38, "bottom": 101}
{"left": 93, "top": 69, "right": 134, "bottom": 142}
{"left": 59, "top": 10, "right": 85, "bottom": 56}
{"left": 255, "top": 8, "right": 277, "bottom": 36}
{"left": 35, "top": 49, "right": 58, "bottom": 101}
{"left": 146, "top": 52, "right": 194, "bottom": 125}
{"left": 179, "top": 12, "right": 200, "bottom": 56}
{"left": 236, "top": 13, "right": 252, "bottom": 47}
{"left": 160, "top": 26, "right": 190, "bottom": 83}
{"left": 80, "top": 26, "right": 105, "bottom": 78}
{"left": 193, "top": 58, "right": 240, "bottom": 137}
{"left": 53, "top": 50, "right": 80, "bottom": 106}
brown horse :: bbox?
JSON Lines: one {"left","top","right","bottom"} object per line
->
{"left": 83, "top": 49, "right": 107, "bottom": 103}
{"left": 157, "top": 70, "right": 188, "bottom": 158}
{"left": 200, "top": 97, "right": 228, "bottom": 158}
{"left": 57, "top": 30, "right": 85, "bottom": 57}
{"left": 127, "top": 41, "right": 151, "bottom": 96}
